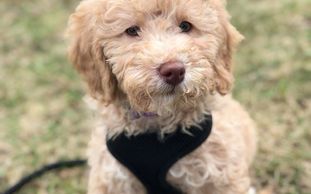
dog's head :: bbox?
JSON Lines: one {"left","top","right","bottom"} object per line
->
{"left": 67, "top": 0, "right": 242, "bottom": 113}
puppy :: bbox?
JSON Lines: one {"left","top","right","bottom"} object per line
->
{"left": 66, "top": 0, "right": 257, "bottom": 194}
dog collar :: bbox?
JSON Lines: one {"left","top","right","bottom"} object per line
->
{"left": 129, "top": 109, "right": 158, "bottom": 120}
{"left": 106, "top": 115, "right": 212, "bottom": 194}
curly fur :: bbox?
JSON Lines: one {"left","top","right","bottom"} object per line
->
{"left": 66, "top": 0, "right": 257, "bottom": 193}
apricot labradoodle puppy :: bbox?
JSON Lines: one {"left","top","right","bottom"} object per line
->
{"left": 67, "top": 0, "right": 257, "bottom": 194}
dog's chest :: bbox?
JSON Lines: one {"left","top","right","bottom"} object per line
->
{"left": 106, "top": 115, "right": 212, "bottom": 194}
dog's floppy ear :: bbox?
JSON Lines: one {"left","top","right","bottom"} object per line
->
{"left": 66, "top": 1, "right": 117, "bottom": 104}
{"left": 213, "top": 3, "right": 244, "bottom": 95}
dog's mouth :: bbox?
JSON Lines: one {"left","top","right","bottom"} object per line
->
{"left": 164, "top": 87, "right": 176, "bottom": 96}
{"left": 157, "top": 84, "right": 177, "bottom": 96}
{"left": 145, "top": 80, "right": 193, "bottom": 99}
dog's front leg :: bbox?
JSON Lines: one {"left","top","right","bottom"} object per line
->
{"left": 88, "top": 164, "right": 147, "bottom": 194}
{"left": 87, "top": 168, "right": 108, "bottom": 194}
{"left": 213, "top": 174, "right": 251, "bottom": 194}
{"left": 87, "top": 128, "right": 147, "bottom": 194}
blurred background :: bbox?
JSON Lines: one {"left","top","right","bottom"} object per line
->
{"left": 0, "top": 0, "right": 310, "bottom": 194}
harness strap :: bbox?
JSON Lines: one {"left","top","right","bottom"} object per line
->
{"left": 107, "top": 115, "right": 212, "bottom": 194}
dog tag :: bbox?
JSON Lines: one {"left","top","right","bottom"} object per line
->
{"left": 106, "top": 115, "right": 212, "bottom": 194}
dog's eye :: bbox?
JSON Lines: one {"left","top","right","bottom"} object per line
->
{"left": 125, "top": 26, "right": 140, "bottom": 37}
{"left": 179, "top": 21, "right": 192, "bottom": 33}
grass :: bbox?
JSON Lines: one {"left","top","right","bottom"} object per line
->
{"left": 0, "top": 0, "right": 310, "bottom": 194}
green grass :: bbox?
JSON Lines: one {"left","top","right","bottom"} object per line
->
{"left": 0, "top": 0, "right": 310, "bottom": 194}
{"left": 228, "top": 1, "right": 311, "bottom": 193}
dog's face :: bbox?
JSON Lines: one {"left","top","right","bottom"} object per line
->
{"left": 67, "top": 0, "right": 242, "bottom": 113}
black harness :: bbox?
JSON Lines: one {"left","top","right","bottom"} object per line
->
{"left": 106, "top": 115, "right": 213, "bottom": 194}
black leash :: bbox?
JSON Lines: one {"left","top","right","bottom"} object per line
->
{"left": 2, "top": 159, "right": 87, "bottom": 194}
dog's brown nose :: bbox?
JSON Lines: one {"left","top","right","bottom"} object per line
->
{"left": 159, "top": 61, "right": 185, "bottom": 86}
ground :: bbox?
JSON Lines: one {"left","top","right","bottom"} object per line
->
{"left": 0, "top": 0, "right": 310, "bottom": 194}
